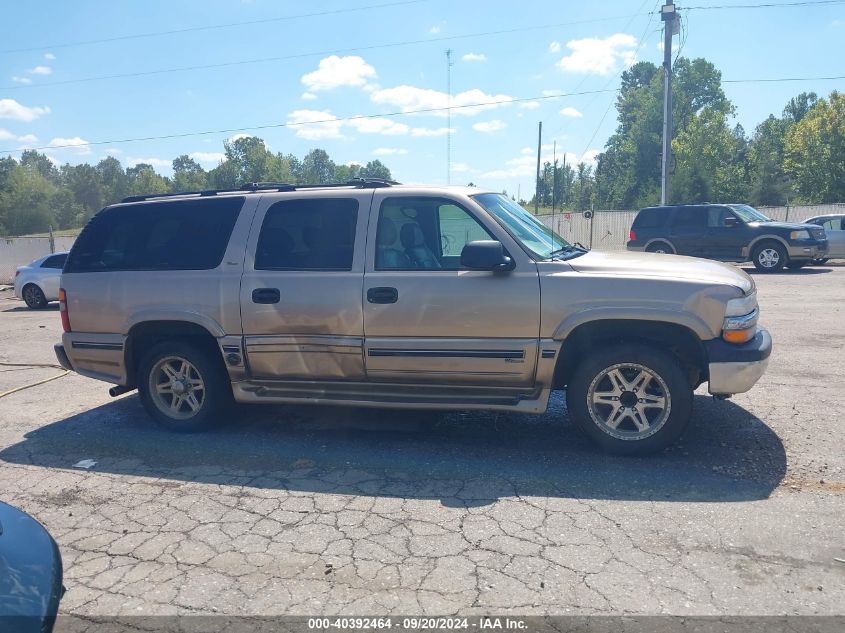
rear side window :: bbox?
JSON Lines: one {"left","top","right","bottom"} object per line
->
{"left": 820, "top": 217, "right": 844, "bottom": 231}
{"left": 41, "top": 254, "right": 67, "bottom": 269}
{"left": 255, "top": 198, "right": 358, "bottom": 271}
{"left": 65, "top": 197, "right": 244, "bottom": 273}
{"left": 672, "top": 207, "right": 706, "bottom": 229}
{"left": 633, "top": 208, "right": 668, "bottom": 229}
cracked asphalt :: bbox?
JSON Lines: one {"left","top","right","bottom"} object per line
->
{"left": 0, "top": 266, "right": 843, "bottom": 618}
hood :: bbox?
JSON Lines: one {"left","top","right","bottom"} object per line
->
{"left": 748, "top": 221, "right": 816, "bottom": 231}
{"left": 567, "top": 250, "right": 754, "bottom": 294}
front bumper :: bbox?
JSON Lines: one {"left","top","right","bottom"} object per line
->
{"left": 705, "top": 327, "right": 772, "bottom": 395}
{"left": 787, "top": 241, "right": 828, "bottom": 260}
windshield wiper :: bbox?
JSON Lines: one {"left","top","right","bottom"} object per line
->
{"left": 546, "top": 244, "right": 588, "bottom": 260}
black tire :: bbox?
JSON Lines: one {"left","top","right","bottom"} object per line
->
{"left": 786, "top": 261, "right": 808, "bottom": 270}
{"left": 811, "top": 257, "right": 829, "bottom": 265}
{"left": 565, "top": 343, "right": 693, "bottom": 456}
{"left": 137, "top": 340, "right": 232, "bottom": 432}
{"left": 22, "top": 284, "right": 48, "bottom": 309}
{"left": 646, "top": 241, "right": 674, "bottom": 254}
{"left": 751, "top": 241, "right": 787, "bottom": 273}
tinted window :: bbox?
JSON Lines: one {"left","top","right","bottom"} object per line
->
{"left": 673, "top": 207, "right": 706, "bottom": 229}
{"left": 634, "top": 208, "right": 668, "bottom": 229}
{"left": 255, "top": 198, "right": 358, "bottom": 271}
{"left": 41, "top": 254, "right": 67, "bottom": 269}
{"left": 707, "top": 206, "right": 735, "bottom": 228}
{"left": 376, "top": 197, "right": 493, "bottom": 271}
{"left": 820, "top": 218, "right": 844, "bottom": 231}
{"left": 65, "top": 197, "right": 243, "bottom": 273}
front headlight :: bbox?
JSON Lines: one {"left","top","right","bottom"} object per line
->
{"left": 723, "top": 293, "right": 759, "bottom": 344}
{"left": 789, "top": 230, "right": 810, "bottom": 240}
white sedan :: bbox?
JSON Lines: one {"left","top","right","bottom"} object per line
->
{"left": 13, "top": 252, "right": 68, "bottom": 309}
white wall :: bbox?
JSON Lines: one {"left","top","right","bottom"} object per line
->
{"left": 0, "top": 236, "right": 77, "bottom": 284}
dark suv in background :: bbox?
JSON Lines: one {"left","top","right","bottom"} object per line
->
{"left": 627, "top": 203, "right": 828, "bottom": 272}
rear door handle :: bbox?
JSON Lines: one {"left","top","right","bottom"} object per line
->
{"left": 367, "top": 287, "right": 398, "bottom": 304}
{"left": 252, "top": 288, "right": 281, "bottom": 304}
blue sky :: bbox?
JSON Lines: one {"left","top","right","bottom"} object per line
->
{"left": 1, "top": 0, "right": 843, "bottom": 197}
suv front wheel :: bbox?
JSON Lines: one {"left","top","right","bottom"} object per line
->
{"left": 138, "top": 340, "right": 231, "bottom": 432}
{"left": 752, "top": 241, "right": 787, "bottom": 272}
{"left": 565, "top": 344, "right": 693, "bottom": 455}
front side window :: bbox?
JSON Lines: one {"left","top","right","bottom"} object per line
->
{"left": 707, "top": 207, "right": 735, "bottom": 228}
{"left": 472, "top": 193, "right": 577, "bottom": 260}
{"left": 65, "top": 197, "right": 244, "bottom": 273}
{"left": 821, "top": 218, "right": 843, "bottom": 231}
{"left": 375, "top": 197, "right": 493, "bottom": 270}
{"left": 255, "top": 198, "right": 358, "bottom": 271}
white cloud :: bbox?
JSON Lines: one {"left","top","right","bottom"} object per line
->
{"left": 548, "top": 41, "right": 561, "bottom": 53}
{"left": 287, "top": 109, "right": 345, "bottom": 140}
{"left": 48, "top": 136, "right": 91, "bottom": 155}
{"left": 0, "top": 128, "right": 37, "bottom": 145}
{"left": 0, "top": 98, "right": 50, "bottom": 122}
{"left": 462, "top": 52, "right": 486, "bottom": 62}
{"left": 44, "top": 52, "right": 56, "bottom": 60}
{"left": 128, "top": 157, "right": 172, "bottom": 170}
{"left": 301, "top": 55, "right": 377, "bottom": 92}
{"left": 301, "top": 91, "right": 317, "bottom": 100}
{"left": 11, "top": 76, "right": 32, "bottom": 84}
{"left": 410, "top": 126, "right": 453, "bottom": 137}
{"left": 473, "top": 119, "right": 507, "bottom": 133}
{"left": 559, "top": 106, "right": 583, "bottom": 118}
{"left": 451, "top": 162, "right": 471, "bottom": 173}
{"left": 580, "top": 149, "right": 600, "bottom": 166}
{"left": 347, "top": 117, "right": 409, "bottom": 136}
{"left": 557, "top": 33, "right": 638, "bottom": 75}
{"left": 227, "top": 133, "right": 252, "bottom": 143}
{"left": 372, "top": 147, "right": 408, "bottom": 156}
{"left": 429, "top": 25, "right": 442, "bottom": 34}
{"left": 370, "top": 86, "right": 513, "bottom": 117}
{"left": 28, "top": 65, "right": 52, "bottom": 76}
{"left": 189, "top": 151, "right": 226, "bottom": 166}
{"left": 520, "top": 101, "right": 541, "bottom": 109}
{"left": 481, "top": 148, "right": 597, "bottom": 180}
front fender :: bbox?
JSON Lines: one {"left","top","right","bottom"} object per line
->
{"left": 552, "top": 307, "right": 715, "bottom": 341}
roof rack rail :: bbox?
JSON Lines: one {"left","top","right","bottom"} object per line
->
{"left": 121, "top": 178, "right": 399, "bottom": 203}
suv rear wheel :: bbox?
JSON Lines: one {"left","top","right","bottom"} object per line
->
{"left": 565, "top": 344, "right": 693, "bottom": 456}
{"left": 646, "top": 241, "right": 674, "bottom": 254}
{"left": 752, "top": 241, "right": 786, "bottom": 272}
{"left": 138, "top": 340, "right": 231, "bottom": 432}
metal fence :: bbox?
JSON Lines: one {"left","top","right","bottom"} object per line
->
{"left": 537, "top": 204, "right": 845, "bottom": 252}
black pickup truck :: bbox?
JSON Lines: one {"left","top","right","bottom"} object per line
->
{"left": 627, "top": 203, "right": 828, "bottom": 272}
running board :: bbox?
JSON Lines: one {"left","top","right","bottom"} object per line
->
{"left": 233, "top": 379, "right": 548, "bottom": 412}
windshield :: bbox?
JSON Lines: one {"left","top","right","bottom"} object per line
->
{"left": 729, "top": 204, "right": 772, "bottom": 223}
{"left": 471, "top": 193, "right": 576, "bottom": 259}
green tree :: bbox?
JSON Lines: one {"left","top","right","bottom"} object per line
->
{"left": 20, "top": 150, "right": 58, "bottom": 183}
{"left": 126, "top": 164, "right": 170, "bottom": 197}
{"left": 61, "top": 163, "right": 104, "bottom": 214}
{"left": 784, "top": 91, "right": 845, "bottom": 203}
{"left": 96, "top": 156, "right": 129, "bottom": 204}
{"left": 172, "top": 155, "right": 208, "bottom": 192}
{"left": 359, "top": 159, "right": 392, "bottom": 181}
{"left": 300, "top": 149, "right": 337, "bottom": 184}
{"left": 0, "top": 165, "right": 55, "bottom": 235}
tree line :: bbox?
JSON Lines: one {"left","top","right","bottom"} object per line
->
{"left": 0, "top": 136, "right": 392, "bottom": 236}
{"left": 534, "top": 57, "right": 844, "bottom": 211}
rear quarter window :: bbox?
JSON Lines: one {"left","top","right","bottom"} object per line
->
{"left": 65, "top": 197, "right": 244, "bottom": 273}
{"left": 633, "top": 208, "right": 669, "bottom": 229}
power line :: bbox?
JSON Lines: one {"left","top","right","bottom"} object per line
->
{"left": 3, "top": 75, "right": 840, "bottom": 155}
{"left": 1, "top": 14, "right": 649, "bottom": 91}
{"left": 0, "top": 0, "right": 428, "bottom": 54}
{"left": 0, "top": 89, "right": 619, "bottom": 154}
{"left": 682, "top": 0, "right": 845, "bottom": 10}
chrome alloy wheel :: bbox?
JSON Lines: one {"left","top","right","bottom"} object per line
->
{"left": 757, "top": 247, "right": 781, "bottom": 269}
{"left": 149, "top": 356, "right": 206, "bottom": 420}
{"left": 586, "top": 363, "right": 671, "bottom": 440}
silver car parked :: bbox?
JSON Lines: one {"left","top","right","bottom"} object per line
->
{"left": 803, "top": 214, "right": 845, "bottom": 263}
{"left": 13, "top": 252, "right": 68, "bottom": 309}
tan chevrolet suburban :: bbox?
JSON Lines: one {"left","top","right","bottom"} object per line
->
{"left": 54, "top": 180, "right": 772, "bottom": 455}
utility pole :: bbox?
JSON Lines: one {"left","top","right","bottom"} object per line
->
{"left": 534, "top": 121, "right": 542, "bottom": 214}
{"left": 552, "top": 141, "right": 558, "bottom": 239}
{"left": 446, "top": 49, "right": 453, "bottom": 185}
{"left": 660, "top": 2, "right": 680, "bottom": 205}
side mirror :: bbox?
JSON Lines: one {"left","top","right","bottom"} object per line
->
{"left": 460, "top": 240, "right": 515, "bottom": 272}
{"left": 724, "top": 216, "right": 739, "bottom": 228}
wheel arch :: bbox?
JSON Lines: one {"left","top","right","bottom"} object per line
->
{"left": 643, "top": 238, "right": 676, "bottom": 253}
{"left": 748, "top": 234, "right": 789, "bottom": 256}
{"left": 552, "top": 318, "right": 708, "bottom": 390}
{"left": 125, "top": 319, "right": 222, "bottom": 387}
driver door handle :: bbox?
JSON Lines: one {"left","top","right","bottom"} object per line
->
{"left": 367, "top": 287, "right": 399, "bottom": 304}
